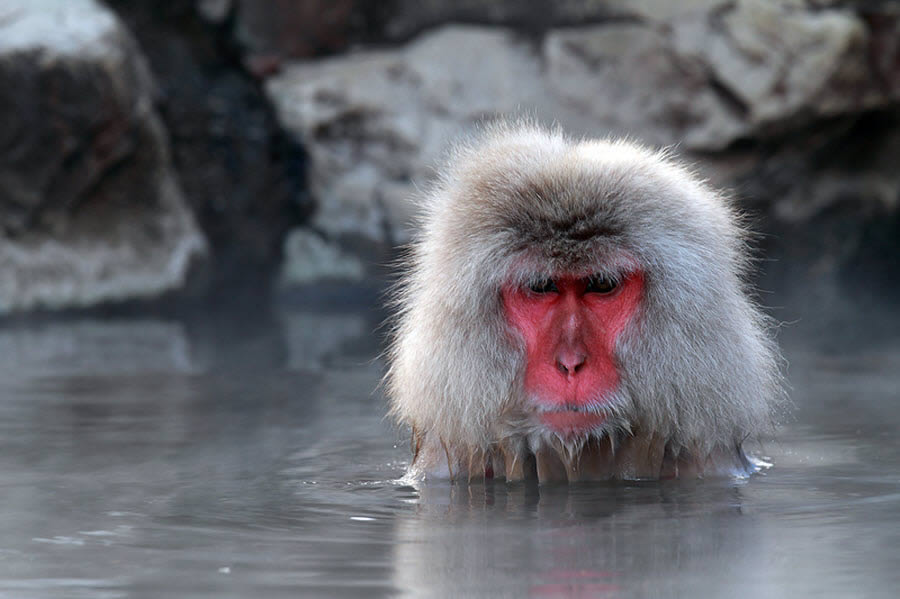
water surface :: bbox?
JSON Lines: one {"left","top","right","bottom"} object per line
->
{"left": 0, "top": 308, "right": 898, "bottom": 598}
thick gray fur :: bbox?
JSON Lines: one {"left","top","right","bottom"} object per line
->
{"left": 386, "top": 122, "right": 785, "bottom": 479}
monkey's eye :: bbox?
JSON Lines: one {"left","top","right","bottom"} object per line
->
{"left": 528, "top": 278, "right": 559, "bottom": 294}
{"left": 585, "top": 274, "right": 618, "bottom": 294}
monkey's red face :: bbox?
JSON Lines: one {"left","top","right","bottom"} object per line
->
{"left": 502, "top": 271, "right": 643, "bottom": 438}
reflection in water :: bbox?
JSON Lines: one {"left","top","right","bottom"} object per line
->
{"left": 0, "top": 320, "right": 201, "bottom": 377}
{"left": 279, "top": 310, "right": 368, "bottom": 370}
{"left": 393, "top": 481, "right": 765, "bottom": 598}
{"left": 0, "top": 309, "right": 897, "bottom": 598}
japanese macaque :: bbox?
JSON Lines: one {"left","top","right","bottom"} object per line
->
{"left": 386, "top": 123, "right": 784, "bottom": 482}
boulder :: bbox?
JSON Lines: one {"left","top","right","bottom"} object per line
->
{"left": 0, "top": 0, "right": 206, "bottom": 312}
{"left": 262, "top": 24, "right": 739, "bottom": 244}
{"left": 265, "top": 27, "right": 549, "bottom": 244}
{"left": 671, "top": 0, "right": 889, "bottom": 132}
{"left": 232, "top": 0, "right": 356, "bottom": 65}
{"left": 197, "top": 0, "right": 232, "bottom": 24}
{"left": 265, "top": 5, "right": 898, "bottom": 251}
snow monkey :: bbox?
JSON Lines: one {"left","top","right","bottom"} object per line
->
{"left": 386, "top": 123, "right": 784, "bottom": 483}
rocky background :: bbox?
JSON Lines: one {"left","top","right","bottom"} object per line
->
{"left": 1, "top": 0, "right": 897, "bottom": 338}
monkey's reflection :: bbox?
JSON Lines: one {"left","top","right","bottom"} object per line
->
{"left": 392, "top": 481, "right": 769, "bottom": 597}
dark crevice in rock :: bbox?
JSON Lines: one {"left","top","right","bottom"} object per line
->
{"left": 229, "top": 0, "right": 646, "bottom": 57}
{"left": 705, "top": 72, "right": 751, "bottom": 120}
{"left": 383, "top": 14, "right": 646, "bottom": 50}
{"left": 105, "top": 0, "right": 312, "bottom": 298}
{"left": 859, "top": 10, "right": 900, "bottom": 99}
{"left": 736, "top": 108, "right": 900, "bottom": 332}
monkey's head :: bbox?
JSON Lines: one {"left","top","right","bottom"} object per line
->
{"left": 387, "top": 123, "right": 783, "bottom": 481}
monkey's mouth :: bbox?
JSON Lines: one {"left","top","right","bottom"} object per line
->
{"left": 539, "top": 408, "right": 606, "bottom": 437}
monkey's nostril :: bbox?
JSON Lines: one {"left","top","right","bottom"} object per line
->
{"left": 556, "top": 353, "right": 586, "bottom": 376}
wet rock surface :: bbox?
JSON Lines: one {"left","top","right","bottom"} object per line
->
{"left": 0, "top": 0, "right": 206, "bottom": 313}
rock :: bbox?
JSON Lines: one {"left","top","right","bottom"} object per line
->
{"left": 233, "top": 0, "right": 356, "bottom": 61}
{"left": 279, "top": 228, "right": 364, "bottom": 286}
{"left": 381, "top": 0, "right": 736, "bottom": 39}
{"left": 266, "top": 4, "right": 899, "bottom": 249}
{"left": 671, "top": 0, "right": 887, "bottom": 131}
{"left": 379, "top": 0, "right": 621, "bottom": 40}
{"left": 703, "top": 108, "right": 900, "bottom": 330}
{"left": 230, "top": 0, "right": 732, "bottom": 47}
{"left": 0, "top": 0, "right": 206, "bottom": 313}
{"left": 543, "top": 24, "right": 746, "bottom": 150}
{"left": 216, "top": 1, "right": 735, "bottom": 71}
{"left": 863, "top": 7, "right": 900, "bottom": 100}
{"left": 108, "top": 0, "right": 309, "bottom": 288}
{"left": 217, "top": 0, "right": 627, "bottom": 64}
{"left": 264, "top": 24, "right": 744, "bottom": 244}
{"left": 265, "top": 27, "right": 530, "bottom": 242}
{"left": 197, "top": 0, "right": 232, "bottom": 24}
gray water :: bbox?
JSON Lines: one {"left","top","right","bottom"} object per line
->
{"left": 0, "top": 305, "right": 899, "bottom": 598}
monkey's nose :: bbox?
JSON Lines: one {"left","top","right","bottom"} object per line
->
{"left": 556, "top": 350, "right": 586, "bottom": 376}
